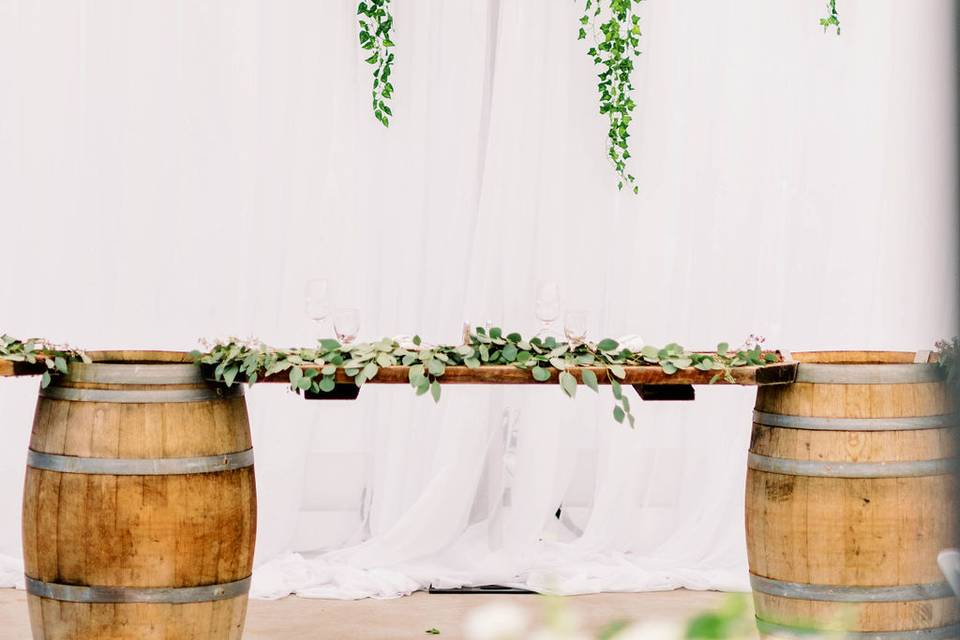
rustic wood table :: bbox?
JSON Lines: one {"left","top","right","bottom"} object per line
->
{"left": 7, "top": 352, "right": 952, "bottom": 640}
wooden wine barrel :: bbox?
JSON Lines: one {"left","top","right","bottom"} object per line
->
{"left": 747, "top": 351, "right": 959, "bottom": 639}
{"left": 22, "top": 351, "right": 256, "bottom": 640}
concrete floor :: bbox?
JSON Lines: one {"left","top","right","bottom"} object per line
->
{"left": 0, "top": 588, "right": 742, "bottom": 639}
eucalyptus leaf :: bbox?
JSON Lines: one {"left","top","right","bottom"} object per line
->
{"left": 597, "top": 338, "right": 618, "bottom": 352}
{"left": 613, "top": 405, "right": 625, "bottom": 423}
{"left": 559, "top": 370, "right": 577, "bottom": 398}
{"left": 290, "top": 366, "right": 303, "bottom": 386}
{"left": 532, "top": 366, "right": 551, "bottom": 382}
{"left": 581, "top": 368, "right": 599, "bottom": 392}
{"left": 611, "top": 377, "right": 623, "bottom": 400}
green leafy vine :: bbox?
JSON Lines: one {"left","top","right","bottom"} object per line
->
{"left": 820, "top": 0, "right": 840, "bottom": 34}
{"left": 578, "top": 0, "right": 643, "bottom": 194}
{"left": 358, "top": 0, "right": 395, "bottom": 127}
{"left": 194, "top": 329, "right": 778, "bottom": 428}
{"left": 0, "top": 334, "right": 91, "bottom": 388}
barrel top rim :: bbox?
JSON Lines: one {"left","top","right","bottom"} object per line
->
{"left": 789, "top": 350, "right": 937, "bottom": 365}
{"left": 83, "top": 350, "right": 195, "bottom": 365}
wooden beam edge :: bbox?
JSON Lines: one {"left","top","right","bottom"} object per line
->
{"left": 0, "top": 360, "right": 46, "bottom": 377}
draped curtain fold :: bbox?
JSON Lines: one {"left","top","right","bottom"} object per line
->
{"left": 0, "top": 0, "right": 955, "bottom": 599}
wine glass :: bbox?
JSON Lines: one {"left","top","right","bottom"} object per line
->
{"left": 333, "top": 308, "right": 360, "bottom": 345}
{"left": 535, "top": 281, "right": 561, "bottom": 338}
{"left": 305, "top": 279, "right": 330, "bottom": 332}
{"left": 564, "top": 310, "right": 588, "bottom": 346}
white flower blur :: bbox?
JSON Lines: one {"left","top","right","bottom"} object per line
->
{"left": 611, "top": 620, "right": 686, "bottom": 640}
{"left": 463, "top": 602, "right": 530, "bottom": 640}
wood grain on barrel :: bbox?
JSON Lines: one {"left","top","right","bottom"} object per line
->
{"left": 746, "top": 352, "right": 959, "bottom": 637}
{"left": 21, "top": 352, "right": 256, "bottom": 640}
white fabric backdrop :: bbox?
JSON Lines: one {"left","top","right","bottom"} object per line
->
{"left": 0, "top": 0, "right": 955, "bottom": 598}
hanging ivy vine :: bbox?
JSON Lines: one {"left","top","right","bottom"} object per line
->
{"left": 578, "top": 0, "right": 643, "bottom": 194}
{"left": 820, "top": 0, "right": 840, "bottom": 34}
{"left": 358, "top": 0, "right": 396, "bottom": 127}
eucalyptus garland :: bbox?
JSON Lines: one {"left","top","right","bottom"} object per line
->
{"left": 820, "top": 0, "right": 840, "bottom": 34}
{"left": 194, "top": 329, "right": 777, "bottom": 428}
{"left": 358, "top": 0, "right": 396, "bottom": 127}
{"left": 578, "top": 0, "right": 643, "bottom": 194}
{"left": 0, "top": 334, "right": 90, "bottom": 388}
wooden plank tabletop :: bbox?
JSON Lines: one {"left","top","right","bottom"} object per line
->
{"left": 257, "top": 361, "right": 798, "bottom": 387}
{"left": 2, "top": 357, "right": 798, "bottom": 387}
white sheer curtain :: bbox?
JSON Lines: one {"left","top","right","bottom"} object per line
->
{"left": 0, "top": 0, "right": 955, "bottom": 599}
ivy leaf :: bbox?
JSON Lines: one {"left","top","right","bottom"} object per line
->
{"left": 430, "top": 379, "right": 441, "bottom": 403}
{"left": 549, "top": 357, "right": 568, "bottom": 370}
{"left": 40, "top": 371, "right": 51, "bottom": 388}
{"left": 223, "top": 365, "right": 239, "bottom": 387}
{"left": 54, "top": 356, "right": 68, "bottom": 374}
{"left": 613, "top": 405, "right": 625, "bottom": 423}
{"left": 717, "top": 342, "right": 729, "bottom": 356}
{"left": 559, "top": 370, "right": 577, "bottom": 398}
{"left": 608, "top": 364, "right": 626, "bottom": 380}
